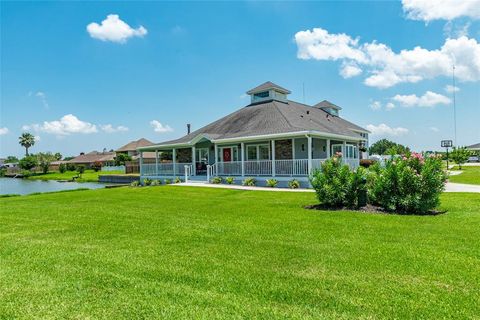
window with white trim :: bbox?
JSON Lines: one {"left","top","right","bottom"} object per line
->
{"left": 246, "top": 144, "right": 270, "bottom": 161}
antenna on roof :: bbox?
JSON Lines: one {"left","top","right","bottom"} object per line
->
{"left": 302, "top": 82, "right": 306, "bottom": 104}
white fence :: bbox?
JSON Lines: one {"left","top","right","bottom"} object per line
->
{"left": 101, "top": 165, "right": 125, "bottom": 172}
{"left": 141, "top": 162, "right": 193, "bottom": 176}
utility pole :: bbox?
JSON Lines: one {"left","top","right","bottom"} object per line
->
{"left": 452, "top": 64, "right": 457, "bottom": 146}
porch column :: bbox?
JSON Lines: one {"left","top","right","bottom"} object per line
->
{"left": 271, "top": 140, "right": 276, "bottom": 177}
{"left": 192, "top": 146, "right": 196, "bottom": 176}
{"left": 172, "top": 148, "right": 176, "bottom": 176}
{"left": 139, "top": 151, "right": 143, "bottom": 177}
{"left": 326, "top": 139, "right": 331, "bottom": 158}
{"left": 155, "top": 150, "right": 159, "bottom": 176}
{"left": 307, "top": 136, "right": 312, "bottom": 175}
{"left": 343, "top": 141, "right": 347, "bottom": 165}
{"left": 292, "top": 138, "right": 295, "bottom": 160}
{"left": 214, "top": 144, "right": 218, "bottom": 164}
{"left": 241, "top": 142, "right": 245, "bottom": 177}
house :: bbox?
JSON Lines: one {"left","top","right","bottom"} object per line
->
{"left": 68, "top": 151, "right": 116, "bottom": 168}
{"left": 466, "top": 143, "right": 480, "bottom": 152}
{"left": 116, "top": 138, "right": 155, "bottom": 160}
{"left": 137, "top": 82, "right": 369, "bottom": 186}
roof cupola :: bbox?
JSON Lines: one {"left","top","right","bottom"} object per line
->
{"left": 314, "top": 100, "right": 342, "bottom": 116}
{"left": 246, "top": 81, "right": 291, "bottom": 104}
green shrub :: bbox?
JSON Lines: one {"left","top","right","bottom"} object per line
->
{"left": 151, "top": 179, "right": 162, "bottom": 186}
{"left": 0, "top": 168, "right": 6, "bottom": 177}
{"left": 368, "top": 153, "right": 446, "bottom": 214}
{"left": 288, "top": 179, "right": 300, "bottom": 189}
{"left": 211, "top": 176, "right": 222, "bottom": 184}
{"left": 164, "top": 179, "right": 171, "bottom": 184}
{"left": 21, "top": 169, "right": 33, "bottom": 178}
{"left": 143, "top": 178, "right": 152, "bottom": 186}
{"left": 19, "top": 155, "right": 38, "bottom": 170}
{"left": 225, "top": 177, "right": 235, "bottom": 184}
{"left": 66, "top": 163, "right": 76, "bottom": 171}
{"left": 266, "top": 179, "right": 278, "bottom": 187}
{"left": 242, "top": 177, "right": 256, "bottom": 186}
{"left": 174, "top": 177, "right": 182, "bottom": 184}
{"left": 59, "top": 163, "right": 67, "bottom": 173}
{"left": 309, "top": 156, "right": 366, "bottom": 208}
{"left": 76, "top": 165, "right": 85, "bottom": 176}
{"left": 130, "top": 180, "right": 140, "bottom": 187}
{"left": 91, "top": 161, "right": 102, "bottom": 172}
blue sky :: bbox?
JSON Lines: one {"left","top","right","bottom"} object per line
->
{"left": 1, "top": 1, "right": 479, "bottom": 158}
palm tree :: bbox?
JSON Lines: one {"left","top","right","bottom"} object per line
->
{"left": 19, "top": 132, "right": 35, "bottom": 156}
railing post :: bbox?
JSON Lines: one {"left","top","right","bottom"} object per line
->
{"left": 241, "top": 143, "right": 245, "bottom": 177}
{"left": 271, "top": 140, "right": 276, "bottom": 177}
{"left": 139, "top": 151, "right": 143, "bottom": 177}
{"left": 192, "top": 146, "right": 196, "bottom": 176}
{"left": 207, "top": 164, "right": 211, "bottom": 182}
{"left": 155, "top": 150, "right": 159, "bottom": 176}
{"left": 184, "top": 165, "right": 189, "bottom": 183}
{"left": 307, "top": 136, "right": 312, "bottom": 175}
{"left": 172, "top": 148, "right": 176, "bottom": 177}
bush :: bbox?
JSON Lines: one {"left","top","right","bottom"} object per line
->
{"left": 19, "top": 155, "right": 38, "bottom": 170}
{"left": 368, "top": 153, "right": 446, "bottom": 214}
{"left": 309, "top": 156, "right": 367, "bottom": 208}
{"left": 164, "top": 179, "right": 171, "bottom": 184}
{"left": 0, "top": 168, "right": 6, "bottom": 177}
{"left": 143, "top": 178, "right": 152, "bottom": 186}
{"left": 359, "top": 159, "right": 376, "bottom": 168}
{"left": 91, "top": 161, "right": 102, "bottom": 172}
{"left": 211, "top": 176, "right": 222, "bottom": 184}
{"left": 242, "top": 177, "right": 256, "bottom": 186}
{"left": 288, "top": 179, "right": 300, "bottom": 189}
{"left": 76, "top": 165, "right": 85, "bottom": 176}
{"left": 225, "top": 177, "right": 235, "bottom": 184}
{"left": 266, "top": 179, "right": 278, "bottom": 187}
{"left": 59, "top": 163, "right": 67, "bottom": 173}
{"left": 66, "top": 163, "right": 76, "bottom": 171}
{"left": 21, "top": 169, "right": 33, "bottom": 177}
{"left": 151, "top": 179, "right": 162, "bottom": 186}
{"left": 130, "top": 180, "right": 140, "bottom": 187}
{"left": 174, "top": 177, "right": 182, "bottom": 184}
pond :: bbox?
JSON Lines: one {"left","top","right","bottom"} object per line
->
{"left": 0, "top": 178, "right": 105, "bottom": 195}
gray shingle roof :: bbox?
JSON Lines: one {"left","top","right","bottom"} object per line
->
{"left": 467, "top": 142, "right": 480, "bottom": 149}
{"left": 116, "top": 138, "right": 153, "bottom": 152}
{"left": 246, "top": 81, "right": 291, "bottom": 94}
{"left": 147, "top": 99, "right": 368, "bottom": 148}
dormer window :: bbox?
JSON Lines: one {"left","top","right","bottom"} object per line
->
{"left": 247, "top": 81, "right": 291, "bottom": 104}
{"left": 254, "top": 91, "right": 270, "bottom": 99}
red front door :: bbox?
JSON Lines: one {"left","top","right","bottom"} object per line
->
{"left": 223, "top": 148, "right": 232, "bottom": 162}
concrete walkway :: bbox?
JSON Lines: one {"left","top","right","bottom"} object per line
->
{"left": 176, "top": 181, "right": 480, "bottom": 193}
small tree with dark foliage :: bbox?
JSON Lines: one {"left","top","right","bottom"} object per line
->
{"left": 77, "top": 165, "right": 85, "bottom": 177}
{"left": 19, "top": 155, "right": 38, "bottom": 171}
{"left": 91, "top": 161, "right": 102, "bottom": 172}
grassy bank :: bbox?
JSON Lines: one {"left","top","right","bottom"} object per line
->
{"left": 449, "top": 166, "right": 480, "bottom": 185}
{"left": 1, "top": 187, "right": 479, "bottom": 319}
{"left": 27, "top": 169, "right": 124, "bottom": 182}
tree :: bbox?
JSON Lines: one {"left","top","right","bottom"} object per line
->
{"left": 54, "top": 152, "right": 62, "bottom": 160}
{"left": 114, "top": 153, "right": 132, "bottom": 166}
{"left": 450, "top": 146, "right": 471, "bottom": 170}
{"left": 19, "top": 132, "right": 35, "bottom": 156}
{"left": 91, "top": 161, "right": 102, "bottom": 172}
{"left": 19, "top": 155, "right": 38, "bottom": 170}
{"left": 4, "top": 156, "right": 19, "bottom": 163}
{"left": 59, "top": 163, "right": 67, "bottom": 173}
{"left": 36, "top": 152, "right": 57, "bottom": 174}
{"left": 76, "top": 165, "right": 85, "bottom": 177}
{"left": 369, "top": 139, "right": 410, "bottom": 155}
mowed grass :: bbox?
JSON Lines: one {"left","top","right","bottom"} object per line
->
{"left": 1, "top": 187, "right": 479, "bottom": 319}
{"left": 449, "top": 166, "right": 480, "bottom": 185}
{"left": 27, "top": 169, "right": 124, "bottom": 182}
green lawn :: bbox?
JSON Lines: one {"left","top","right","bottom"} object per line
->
{"left": 1, "top": 187, "right": 479, "bottom": 319}
{"left": 27, "top": 169, "right": 125, "bottom": 182}
{"left": 449, "top": 166, "right": 480, "bottom": 185}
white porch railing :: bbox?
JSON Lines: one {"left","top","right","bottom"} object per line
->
{"left": 275, "top": 159, "right": 309, "bottom": 176}
{"left": 216, "top": 161, "right": 242, "bottom": 175}
{"left": 244, "top": 160, "right": 272, "bottom": 176}
{"left": 141, "top": 162, "right": 193, "bottom": 176}
{"left": 343, "top": 158, "right": 360, "bottom": 169}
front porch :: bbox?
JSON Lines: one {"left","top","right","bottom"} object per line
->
{"left": 139, "top": 135, "right": 362, "bottom": 181}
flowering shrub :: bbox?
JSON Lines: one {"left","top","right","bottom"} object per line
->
{"left": 288, "top": 179, "right": 300, "bottom": 189}
{"left": 266, "top": 179, "right": 278, "bottom": 188}
{"left": 225, "top": 177, "right": 235, "bottom": 184}
{"left": 242, "top": 177, "right": 256, "bottom": 186}
{"left": 368, "top": 153, "right": 446, "bottom": 214}
{"left": 309, "top": 155, "right": 366, "bottom": 208}
{"left": 211, "top": 177, "right": 222, "bottom": 184}
{"left": 143, "top": 178, "right": 152, "bottom": 186}
{"left": 151, "top": 179, "right": 162, "bottom": 186}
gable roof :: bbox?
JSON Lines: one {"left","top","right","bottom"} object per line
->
{"left": 116, "top": 138, "right": 153, "bottom": 152}
{"left": 68, "top": 151, "right": 116, "bottom": 164}
{"left": 143, "top": 99, "right": 368, "bottom": 149}
{"left": 246, "top": 81, "right": 291, "bottom": 94}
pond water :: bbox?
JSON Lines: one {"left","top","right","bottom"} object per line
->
{"left": 0, "top": 178, "right": 105, "bottom": 195}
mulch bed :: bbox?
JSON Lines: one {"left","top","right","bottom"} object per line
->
{"left": 304, "top": 203, "right": 446, "bottom": 216}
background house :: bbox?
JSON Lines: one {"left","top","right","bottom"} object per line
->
{"left": 68, "top": 151, "right": 116, "bottom": 168}
{"left": 116, "top": 138, "right": 155, "bottom": 160}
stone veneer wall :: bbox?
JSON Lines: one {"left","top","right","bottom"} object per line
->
{"left": 275, "top": 139, "right": 293, "bottom": 160}
{"left": 176, "top": 148, "right": 192, "bottom": 163}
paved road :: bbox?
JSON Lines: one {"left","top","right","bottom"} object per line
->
{"left": 445, "top": 182, "right": 480, "bottom": 193}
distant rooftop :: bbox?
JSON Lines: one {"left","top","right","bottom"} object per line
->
{"left": 116, "top": 138, "right": 153, "bottom": 152}
{"left": 246, "top": 81, "right": 291, "bottom": 95}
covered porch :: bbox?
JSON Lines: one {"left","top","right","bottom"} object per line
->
{"left": 139, "top": 134, "right": 363, "bottom": 180}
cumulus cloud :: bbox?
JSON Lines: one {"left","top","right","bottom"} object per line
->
{"left": 150, "top": 120, "right": 173, "bottom": 133}
{"left": 402, "top": 0, "right": 480, "bottom": 22}
{"left": 0, "top": 127, "right": 9, "bottom": 135}
{"left": 340, "top": 62, "right": 363, "bottom": 78}
{"left": 385, "top": 102, "right": 396, "bottom": 111}
{"left": 100, "top": 124, "right": 129, "bottom": 133}
{"left": 366, "top": 123, "right": 409, "bottom": 137}
{"left": 369, "top": 101, "right": 382, "bottom": 111}
{"left": 24, "top": 114, "right": 98, "bottom": 135}
{"left": 444, "top": 84, "right": 460, "bottom": 93}
{"left": 294, "top": 27, "right": 480, "bottom": 88}
{"left": 87, "top": 14, "right": 147, "bottom": 43}
{"left": 392, "top": 91, "right": 451, "bottom": 108}
{"left": 34, "top": 135, "right": 41, "bottom": 142}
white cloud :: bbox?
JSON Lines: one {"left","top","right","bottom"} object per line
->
{"left": 392, "top": 91, "right": 451, "bottom": 108}
{"left": 340, "top": 62, "right": 363, "bottom": 78}
{"left": 444, "top": 84, "right": 460, "bottom": 93}
{"left": 29, "top": 91, "right": 49, "bottom": 109}
{"left": 430, "top": 127, "right": 440, "bottom": 132}
{"left": 369, "top": 101, "right": 382, "bottom": 111}
{"left": 385, "top": 102, "right": 396, "bottom": 111}
{"left": 100, "top": 124, "right": 129, "bottom": 133}
{"left": 25, "top": 114, "right": 98, "bottom": 135}
{"left": 34, "top": 135, "right": 41, "bottom": 142}
{"left": 402, "top": 0, "right": 480, "bottom": 22}
{"left": 87, "top": 14, "right": 147, "bottom": 43}
{"left": 150, "top": 120, "right": 173, "bottom": 133}
{"left": 366, "top": 123, "right": 409, "bottom": 137}
{"left": 294, "top": 27, "right": 480, "bottom": 88}
{"left": 0, "top": 127, "right": 9, "bottom": 135}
